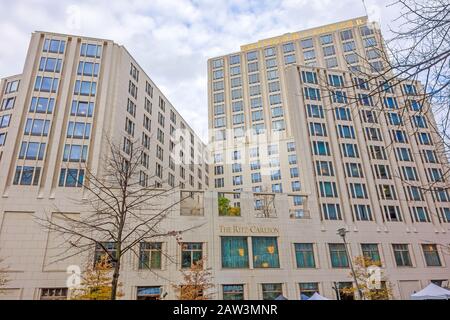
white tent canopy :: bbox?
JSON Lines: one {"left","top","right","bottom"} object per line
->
{"left": 411, "top": 283, "right": 450, "bottom": 300}
{"left": 307, "top": 292, "right": 330, "bottom": 300}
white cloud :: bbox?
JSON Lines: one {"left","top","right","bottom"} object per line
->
{"left": 0, "top": 0, "right": 400, "bottom": 141}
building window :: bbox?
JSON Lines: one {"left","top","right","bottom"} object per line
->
{"left": 221, "top": 237, "right": 249, "bottom": 269}
{"left": 63, "top": 144, "right": 88, "bottom": 162}
{"left": 294, "top": 243, "right": 315, "bottom": 268}
{"left": 39, "top": 57, "right": 62, "bottom": 73}
{"left": 24, "top": 119, "right": 50, "bottom": 136}
{"left": 329, "top": 243, "right": 349, "bottom": 268}
{"left": 0, "top": 132, "right": 6, "bottom": 146}
{"left": 18, "top": 141, "right": 46, "bottom": 160}
{"left": 139, "top": 242, "right": 162, "bottom": 269}
{"left": 58, "top": 168, "right": 84, "bottom": 187}
{"left": 13, "top": 166, "right": 41, "bottom": 186}
{"left": 322, "top": 203, "right": 342, "bottom": 220}
{"left": 30, "top": 97, "right": 54, "bottom": 114}
{"left": 422, "top": 244, "right": 441, "bottom": 267}
{"left": 43, "top": 39, "right": 66, "bottom": 54}
{"left": 301, "top": 38, "right": 313, "bottom": 49}
{"left": 337, "top": 282, "right": 354, "bottom": 300}
{"left": 181, "top": 243, "right": 203, "bottom": 269}
{"left": 67, "top": 121, "right": 91, "bottom": 139}
{"left": 80, "top": 43, "right": 102, "bottom": 58}
{"left": 40, "top": 288, "right": 68, "bottom": 300}
{"left": 223, "top": 285, "right": 244, "bottom": 300}
{"left": 1, "top": 97, "right": 15, "bottom": 110}
{"left": 5, "top": 80, "right": 19, "bottom": 93}
{"left": 94, "top": 242, "right": 117, "bottom": 266}
{"left": 77, "top": 61, "right": 99, "bottom": 77}
{"left": 361, "top": 244, "right": 381, "bottom": 265}
{"left": 71, "top": 100, "right": 94, "bottom": 117}
{"left": 34, "top": 76, "right": 58, "bottom": 93}
{"left": 137, "top": 287, "right": 161, "bottom": 300}
{"left": 252, "top": 237, "right": 280, "bottom": 268}
{"left": 354, "top": 205, "right": 372, "bottom": 221}
{"left": 74, "top": 80, "right": 96, "bottom": 96}
{"left": 299, "top": 283, "right": 319, "bottom": 299}
{"left": 392, "top": 244, "right": 412, "bottom": 267}
{"left": 261, "top": 283, "right": 282, "bottom": 300}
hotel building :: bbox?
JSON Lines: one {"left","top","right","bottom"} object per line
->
{"left": 0, "top": 16, "right": 449, "bottom": 300}
{"left": 206, "top": 16, "right": 450, "bottom": 298}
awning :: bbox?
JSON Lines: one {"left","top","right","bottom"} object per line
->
{"left": 411, "top": 283, "right": 450, "bottom": 300}
{"left": 308, "top": 292, "right": 330, "bottom": 300}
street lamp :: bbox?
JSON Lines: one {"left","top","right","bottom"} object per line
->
{"left": 337, "top": 228, "right": 364, "bottom": 300}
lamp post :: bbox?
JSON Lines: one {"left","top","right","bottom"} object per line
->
{"left": 337, "top": 228, "right": 364, "bottom": 300}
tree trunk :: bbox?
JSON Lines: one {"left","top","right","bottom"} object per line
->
{"left": 110, "top": 259, "right": 121, "bottom": 300}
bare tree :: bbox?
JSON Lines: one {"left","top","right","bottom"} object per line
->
{"left": 254, "top": 191, "right": 277, "bottom": 218}
{"left": 39, "top": 137, "right": 199, "bottom": 300}
{"left": 174, "top": 258, "right": 215, "bottom": 300}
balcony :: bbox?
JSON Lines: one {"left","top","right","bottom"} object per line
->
{"left": 180, "top": 191, "right": 204, "bottom": 216}
{"left": 218, "top": 192, "right": 241, "bottom": 216}
{"left": 288, "top": 194, "right": 309, "bottom": 219}
{"left": 254, "top": 193, "right": 277, "bottom": 218}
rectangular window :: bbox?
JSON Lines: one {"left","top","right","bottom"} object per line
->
{"left": 74, "top": 80, "right": 97, "bottom": 96}
{"left": 252, "top": 237, "right": 280, "bottom": 268}
{"left": 77, "top": 61, "right": 100, "bottom": 77}
{"left": 139, "top": 242, "right": 162, "bottom": 269}
{"left": 18, "top": 142, "right": 46, "bottom": 160}
{"left": 181, "top": 243, "right": 203, "bottom": 268}
{"left": 422, "top": 244, "right": 441, "bottom": 267}
{"left": 392, "top": 244, "right": 412, "bottom": 267}
{"left": 67, "top": 121, "right": 91, "bottom": 139}
{"left": 221, "top": 237, "right": 249, "bottom": 268}
{"left": 39, "top": 57, "right": 62, "bottom": 73}
{"left": 30, "top": 97, "right": 55, "bottom": 114}
{"left": 34, "top": 76, "right": 58, "bottom": 93}
{"left": 80, "top": 43, "right": 102, "bottom": 58}
{"left": 361, "top": 244, "right": 381, "bottom": 264}
{"left": 58, "top": 168, "right": 84, "bottom": 187}
{"left": 63, "top": 144, "right": 88, "bottom": 162}
{"left": 13, "top": 166, "right": 41, "bottom": 186}
{"left": 261, "top": 284, "right": 282, "bottom": 300}
{"left": 40, "top": 288, "right": 68, "bottom": 300}
{"left": 43, "top": 39, "right": 66, "bottom": 54}
{"left": 299, "top": 283, "right": 319, "bottom": 299}
{"left": 94, "top": 242, "right": 117, "bottom": 266}
{"left": 24, "top": 119, "right": 50, "bottom": 136}
{"left": 307, "top": 104, "right": 324, "bottom": 118}
{"left": 0, "top": 114, "right": 11, "bottom": 128}
{"left": 354, "top": 205, "right": 372, "bottom": 221}
{"left": 223, "top": 285, "right": 244, "bottom": 300}
{"left": 322, "top": 203, "right": 342, "bottom": 220}
{"left": 5, "top": 80, "right": 20, "bottom": 93}
{"left": 71, "top": 100, "right": 94, "bottom": 117}
{"left": 294, "top": 243, "right": 315, "bottom": 268}
{"left": 329, "top": 243, "right": 349, "bottom": 268}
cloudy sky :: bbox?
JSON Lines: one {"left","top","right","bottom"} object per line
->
{"left": 0, "top": 0, "right": 402, "bottom": 141}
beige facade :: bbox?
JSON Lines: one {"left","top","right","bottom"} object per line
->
{"left": 0, "top": 16, "right": 449, "bottom": 301}
{"left": 206, "top": 15, "right": 450, "bottom": 299}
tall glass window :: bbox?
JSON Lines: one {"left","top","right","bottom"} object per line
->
{"left": 139, "top": 242, "right": 162, "bottom": 269}
{"left": 181, "top": 243, "right": 203, "bottom": 268}
{"left": 221, "top": 237, "right": 249, "bottom": 268}
{"left": 392, "top": 244, "right": 412, "bottom": 267}
{"left": 329, "top": 243, "right": 349, "bottom": 268}
{"left": 252, "top": 237, "right": 280, "bottom": 268}
{"left": 422, "top": 244, "right": 441, "bottom": 267}
{"left": 294, "top": 243, "right": 315, "bottom": 268}
{"left": 361, "top": 244, "right": 381, "bottom": 264}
